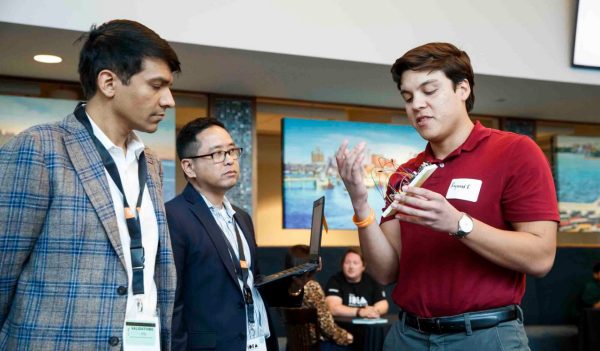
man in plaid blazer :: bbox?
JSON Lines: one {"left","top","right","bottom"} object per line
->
{"left": 0, "top": 20, "right": 180, "bottom": 350}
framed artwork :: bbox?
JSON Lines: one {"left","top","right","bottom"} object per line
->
{"left": 554, "top": 135, "right": 600, "bottom": 245}
{"left": 0, "top": 95, "right": 177, "bottom": 201}
{"left": 282, "top": 117, "right": 426, "bottom": 230}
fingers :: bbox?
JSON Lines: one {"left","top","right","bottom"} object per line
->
{"left": 389, "top": 187, "right": 463, "bottom": 232}
{"left": 334, "top": 141, "right": 371, "bottom": 208}
{"left": 401, "top": 185, "right": 438, "bottom": 199}
{"left": 335, "top": 140, "right": 349, "bottom": 168}
{"left": 391, "top": 189, "right": 433, "bottom": 212}
{"left": 388, "top": 187, "right": 444, "bottom": 226}
{"left": 343, "top": 142, "right": 365, "bottom": 170}
{"left": 362, "top": 306, "right": 380, "bottom": 318}
{"left": 336, "top": 141, "right": 366, "bottom": 180}
{"left": 391, "top": 199, "right": 435, "bottom": 223}
{"left": 351, "top": 150, "right": 365, "bottom": 177}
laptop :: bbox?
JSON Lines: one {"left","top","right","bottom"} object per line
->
{"left": 254, "top": 196, "right": 325, "bottom": 287}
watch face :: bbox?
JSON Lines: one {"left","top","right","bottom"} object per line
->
{"left": 459, "top": 215, "right": 474, "bottom": 233}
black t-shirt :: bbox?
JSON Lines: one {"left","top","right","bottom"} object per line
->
{"left": 325, "top": 271, "right": 386, "bottom": 307}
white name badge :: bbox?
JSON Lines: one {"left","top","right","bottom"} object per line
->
{"left": 247, "top": 336, "right": 267, "bottom": 351}
{"left": 123, "top": 316, "right": 161, "bottom": 351}
{"left": 446, "top": 179, "right": 482, "bottom": 202}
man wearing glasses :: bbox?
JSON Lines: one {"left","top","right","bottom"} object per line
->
{"left": 166, "top": 118, "right": 302, "bottom": 351}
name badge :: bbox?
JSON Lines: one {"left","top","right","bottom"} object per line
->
{"left": 446, "top": 179, "right": 482, "bottom": 202}
{"left": 247, "top": 336, "right": 267, "bottom": 351}
{"left": 123, "top": 316, "right": 160, "bottom": 351}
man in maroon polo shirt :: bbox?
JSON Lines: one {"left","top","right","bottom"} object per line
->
{"left": 335, "top": 42, "right": 558, "bottom": 350}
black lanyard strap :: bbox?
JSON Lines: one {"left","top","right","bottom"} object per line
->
{"left": 74, "top": 102, "right": 147, "bottom": 295}
{"left": 222, "top": 218, "right": 255, "bottom": 325}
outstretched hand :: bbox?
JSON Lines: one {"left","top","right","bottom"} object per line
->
{"left": 389, "top": 185, "right": 463, "bottom": 233}
{"left": 336, "top": 140, "right": 369, "bottom": 211}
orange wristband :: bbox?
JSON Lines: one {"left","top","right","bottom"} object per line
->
{"left": 352, "top": 208, "right": 375, "bottom": 228}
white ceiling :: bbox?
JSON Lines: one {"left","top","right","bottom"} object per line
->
{"left": 1, "top": 21, "right": 600, "bottom": 123}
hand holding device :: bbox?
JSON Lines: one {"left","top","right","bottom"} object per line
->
{"left": 382, "top": 163, "right": 437, "bottom": 217}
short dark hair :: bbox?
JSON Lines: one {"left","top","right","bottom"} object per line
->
{"left": 176, "top": 117, "right": 226, "bottom": 160}
{"left": 285, "top": 245, "right": 310, "bottom": 269}
{"left": 285, "top": 245, "right": 317, "bottom": 279}
{"left": 77, "top": 19, "right": 181, "bottom": 99}
{"left": 594, "top": 262, "right": 600, "bottom": 274}
{"left": 341, "top": 247, "right": 364, "bottom": 267}
{"left": 390, "top": 42, "right": 475, "bottom": 112}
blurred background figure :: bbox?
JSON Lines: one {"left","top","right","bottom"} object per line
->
{"left": 285, "top": 245, "right": 353, "bottom": 351}
{"left": 325, "top": 248, "right": 388, "bottom": 319}
{"left": 581, "top": 262, "right": 600, "bottom": 309}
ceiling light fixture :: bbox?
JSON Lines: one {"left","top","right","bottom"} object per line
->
{"left": 34, "top": 54, "right": 63, "bottom": 64}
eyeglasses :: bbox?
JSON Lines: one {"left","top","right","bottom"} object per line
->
{"left": 184, "top": 147, "right": 243, "bottom": 163}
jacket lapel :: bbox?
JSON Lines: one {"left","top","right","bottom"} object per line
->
{"left": 62, "top": 113, "right": 126, "bottom": 268}
{"left": 144, "top": 148, "right": 167, "bottom": 252}
{"left": 183, "top": 184, "right": 240, "bottom": 285}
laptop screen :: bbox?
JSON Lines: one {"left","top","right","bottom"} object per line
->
{"left": 309, "top": 196, "right": 325, "bottom": 256}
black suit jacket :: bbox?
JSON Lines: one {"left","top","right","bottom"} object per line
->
{"left": 166, "top": 184, "right": 300, "bottom": 350}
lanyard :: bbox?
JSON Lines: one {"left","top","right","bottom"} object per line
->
{"left": 74, "top": 103, "right": 147, "bottom": 296}
{"left": 222, "top": 218, "right": 255, "bottom": 325}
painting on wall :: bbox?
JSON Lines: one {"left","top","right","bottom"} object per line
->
{"left": 554, "top": 135, "right": 600, "bottom": 233}
{"left": 282, "top": 118, "right": 427, "bottom": 230}
{"left": 0, "top": 95, "right": 176, "bottom": 201}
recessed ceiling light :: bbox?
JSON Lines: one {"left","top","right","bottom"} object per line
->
{"left": 34, "top": 54, "right": 63, "bottom": 64}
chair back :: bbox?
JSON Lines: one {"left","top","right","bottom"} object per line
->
{"left": 279, "top": 307, "right": 320, "bottom": 351}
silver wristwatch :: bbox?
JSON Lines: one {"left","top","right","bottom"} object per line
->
{"left": 450, "top": 213, "right": 473, "bottom": 238}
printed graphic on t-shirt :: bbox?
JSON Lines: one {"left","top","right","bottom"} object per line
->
{"left": 348, "top": 293, "right": 368, "bottom": 307}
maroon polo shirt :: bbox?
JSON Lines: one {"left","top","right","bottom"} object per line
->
{"left": 382, "top": 121, "right": 559, "bottom": 317}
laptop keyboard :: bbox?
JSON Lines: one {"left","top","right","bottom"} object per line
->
{"left": 268, "top": 262, "right": 315, "bottom": 280}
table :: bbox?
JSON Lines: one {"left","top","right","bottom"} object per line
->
{"left": 579, "top": 308, "right": 600, "bottom": 351}
{"left": 335, "top": 315, "right": 397, "bottom": 351}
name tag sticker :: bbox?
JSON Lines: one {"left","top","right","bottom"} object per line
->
{"left": 123, "top": 317, "right": 160, "bottom": 350}
{"left": 446, "top": 179, "right": 482, "bottom": 202}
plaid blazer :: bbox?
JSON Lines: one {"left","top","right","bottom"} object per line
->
{"left": 0, "top": 113, "right": 177, "bottom": 350}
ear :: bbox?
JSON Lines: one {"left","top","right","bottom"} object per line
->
{"left": 456, "top": 79, "right": 471, "bottom": 102}
{"left": 96, "top": 69, "right": 118, "bottom": 98}
{"left": 180, "top": 159, "right": 196, "bottom": 179}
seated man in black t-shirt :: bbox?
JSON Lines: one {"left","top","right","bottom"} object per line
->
{"left": 325, "top": 248, "right": 389, "bottom": 319}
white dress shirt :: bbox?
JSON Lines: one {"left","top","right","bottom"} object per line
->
{"left": 87, "top": 114, "right": 159, "bottom": 320}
